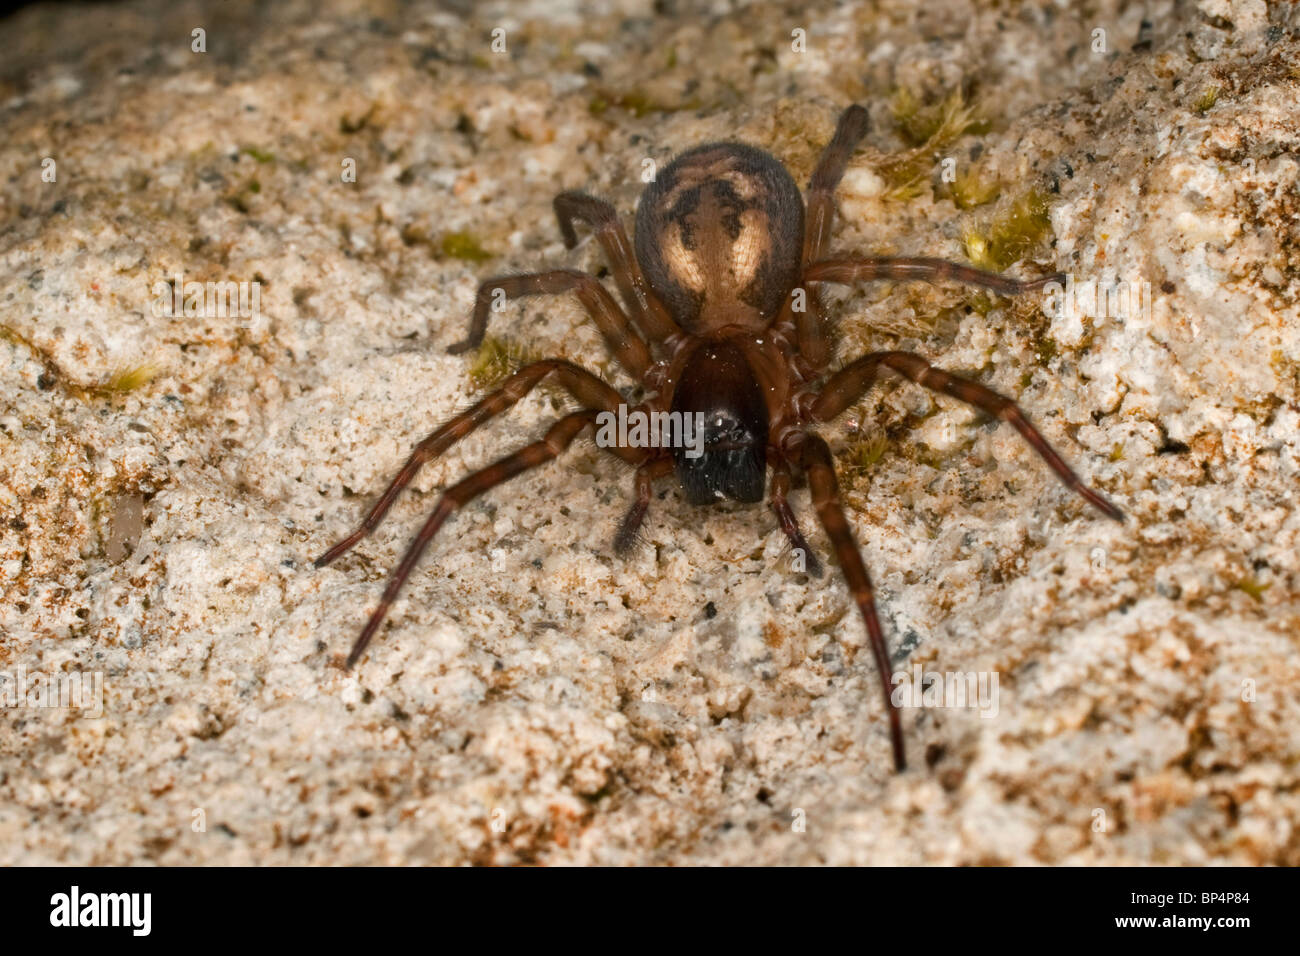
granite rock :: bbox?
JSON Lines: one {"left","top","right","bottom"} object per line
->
{"left": 0, "top": 0, "right": 1297, "bottom": 864}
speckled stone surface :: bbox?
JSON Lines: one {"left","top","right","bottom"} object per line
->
{"left": 1, "top": 0, "right": 1297, "bottom": 864}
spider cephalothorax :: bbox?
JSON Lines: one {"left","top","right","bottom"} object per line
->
{"left": 315, "top": 104, "right": 1123, "bottom": 772}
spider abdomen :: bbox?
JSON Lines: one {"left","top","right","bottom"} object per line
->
{"left": 634, "top": 142, "right": 804, "bottom": 333}
{"left": 669, "top": 341, "right": 769, "bottom": 504}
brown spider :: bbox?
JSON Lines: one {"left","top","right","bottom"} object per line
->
{"left": 315, "top": 104, "right": 1123, "bottom": 772}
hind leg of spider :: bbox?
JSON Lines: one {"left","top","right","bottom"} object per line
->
{"left": 804, "top": 256, "right": 1064, "bottom": 297}
{"left": 344, "top": 410, "right": 612, "bottom": 668}
{"left": 447, "top": 270, "right": 652, "bottom": 378}
{"left": 613, "top": 455, "right": 674, "bottom": 556}
{"left": 553, "top": 191, "right": 681, "bottom": 343}
{"left": 315, "top": 360, "right": 634, "bottom": 569}
{"left": 808, "top": 350, "right": 1124, "bottom": 521}
{"left": 794, "top": 432, "right": 905, "bottom": 772}
{"left": 768, "top": 459, "right": 823, "bottom": 577}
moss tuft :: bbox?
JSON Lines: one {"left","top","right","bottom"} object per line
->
{"left": 962, "top": 188, "right": 1053, "bottom": 272}
{"left": 241, "top": 146, "right": 275, "bottom": 164}
{"left": 440, "top": 231, "right": 493, "bottom": 262}
{"left": 1234, "top": 576, "right": 1270, "bottom": 601}
{"left": 98, "top": 365, "right": 159, "bottom": 395}
{"left": 948, "top": 164, "right": 1001, "bottom": 210}
{"left": 878, "top": 86, "right": 991, "bottom": 199}
{"left": 841, "top": 432, "right": 889, "bottom": 479}
{"left": 589, "top": 89, "right": 702, "bottom": 117}
{"left": 467, "top": 337, "right": 541, "bottom": 390}
{"left": 892, "top": 87, "right": 990, "bottom": 148}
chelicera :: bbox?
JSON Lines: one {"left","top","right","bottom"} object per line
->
{"left": 316, "top": 104, "right": 1123, "bottom": 771}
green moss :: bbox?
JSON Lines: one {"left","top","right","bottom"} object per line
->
{"left": 948, "top": 164, "right": 1001, "bottom": 210}
{"left": 839, "top": 432, "right": 891, "bottom": 486}
{"left": 1034, "top": 332, "right": 1058, "bottom": 364}
{"left": 1234, "top": 576, "right": 1270, "bottom": 601}
{"left": 1, "top": 325, "right": 157, "bottom": 400}
{"left": 879, "top": 86, "right": 991, "bottom": 200}
{"left": 227, "top": 176, "right": 262, "bottom": 213}
{"left": 966, "top": 292, "right": 995, "bottom": 316}
{"left": 962, "top": 188, "right": 1053, "bottom": 272}
{"left": 880, "top": 169, "right": 930, "bottom": 202}
{"left": 588, "top": 89, "right": 701, "bottom": 118}
{"left": 97, "top": 365, "right": 158, "bottom": 396}
{"left": 614, "top": 91, "right": 653, "bottom": 116}
{"left": 440, "top": 231, "right": 493, "bottom": 262}
{"left": 892, "top": 87, "right": 990, "bottom": 148}
{"left": 241, "top": 146, "right": 275, "bottom": 164}
{"left": 1268, "top": 349, "right": 1300, "bottom": 396}
{"left": 467, "top": 337, "right": 541, "bottom": 390}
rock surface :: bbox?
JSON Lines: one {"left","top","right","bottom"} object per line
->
{"left": 0, "top": 0, "right": 1297, "bottom": 864}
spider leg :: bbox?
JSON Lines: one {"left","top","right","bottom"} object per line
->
{"left": 768, "top": 458, "right": 823, "bottom": 577}
{"left": 613, "top": 455, "right": 674, "bottom": 556}
{"left": 794, "top": 432, "right": 905, "bottom": 771}
{"left": 804, "top": 256, "right": 1064, "bottom": 296}
{"left": 447, "top": 269, "right": 653, "bottom": 378}
{"left": 553, "top": 191, "right": 681, "bottom": 343}
{"left": 804, "top": 104, "right": 871, "bottom": 265}
{"left": 343, "top": 410, "right": 604, "bottom": 668}
{"left": 316, "top": 359, "right": 642, "bottom": 568}
{"left": 808, "top": 350, "right": 1124, "bottom": 521}
{"left": 785, "top": 106, "right": 872, "bottom": 373}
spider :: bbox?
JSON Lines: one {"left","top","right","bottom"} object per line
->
{"left": 315, "top": 104, "right": 1123, "bottom": 772}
